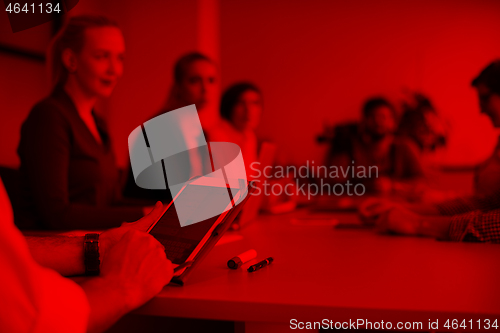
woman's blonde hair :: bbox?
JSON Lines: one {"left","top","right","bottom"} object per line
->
{"left": 47, "top": 15, "right": 118, "bottom": 86}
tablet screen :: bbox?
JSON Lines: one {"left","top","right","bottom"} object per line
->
{"left": 149, "top": 183, "right": 237, "bottom": 265}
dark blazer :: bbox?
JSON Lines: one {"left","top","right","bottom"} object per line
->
{"left": 17, "top": 86, "right": 144, "bottom": 230}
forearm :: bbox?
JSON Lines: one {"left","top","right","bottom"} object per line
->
{"left": 25, "top": 234, "right": 111, "bottom": 276}
{"left": 81, "top": 277, "right": 132, "bottom": 333}
{"left": 448, "top": 210, "right": 500, "bottom": 243}
{"left": 25, "top": 235, "right": 86, "bottom": 276}
{"left": 39, "top": 204, "right": 144, "bottom": 230}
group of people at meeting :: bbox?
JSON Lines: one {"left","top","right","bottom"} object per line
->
{"left": 1, "top": 15, "right": 265, "bottom": 332}
{"left": 15, "top": 21, "right": 263, "bottom": 230}
{"left": 359, "top": 61, "right": 500, "bottom": 242}
{"left": 319, "top": 93, "right": 447, "bottom": 198}
{"left": 1, "top": 13, "right": 500, "bottom": 332}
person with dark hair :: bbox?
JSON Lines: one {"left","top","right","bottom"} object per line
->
{"left": 470, "top": 60, "right": 500, "bottom": 196}
{"left": 398, "top": 93, "right": 447, "bottom": 153}
{"left": 209, "top": 82, "right": 262, "bottom": 172}
{"left": 17, "top": 15, "right": 148, "bottom": 230}
{"left": 323, "top": 96, "right": 423, "bottom": 193}
{"left": 391, "top": 92, "right": 454, "bottom": 202}
{"left": 359, "top": 60, "right": 500, "bottom": 243}
{"left": 210, "top": 82, "right": 297, "bottom": 213}
{"left": 361, "top": 97, "right": 396, "bottom": 125}
{"left": 173, "top": 52, "right": 214, "bottom": 85}
{"left": 472, "top": 60, "right": 500, "bottom": 95}
{"left": 220, "top": 82, "right": 262, "bottom": 127}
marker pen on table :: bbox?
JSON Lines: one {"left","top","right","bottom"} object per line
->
{"left": 227, "top": 249, "right": 257, "bottom": 269}
{"left": 247, "top": 257, "right": 274, "bottom": 273}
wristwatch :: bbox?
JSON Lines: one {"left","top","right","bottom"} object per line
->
{"left": 84, "top": 233, "right": 100, "bottom": 276}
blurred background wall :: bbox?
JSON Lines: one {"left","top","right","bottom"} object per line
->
{"left": 219, "top": 0, "right": 500, "bottom": 166}
{"left": 1, "top": 0, "right": 500, "bottom": 168}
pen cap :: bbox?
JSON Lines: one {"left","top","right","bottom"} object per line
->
{"left": 227, "top": 257, "right": 242, "bottom": 269}
{"left": 227, "top": 249, "right": 257, "bottom": 269}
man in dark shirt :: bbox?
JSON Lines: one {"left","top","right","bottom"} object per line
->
{"left": 323, "top": 97, "right": 423, "bottom": 192}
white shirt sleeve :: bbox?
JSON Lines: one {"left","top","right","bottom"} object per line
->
{"left": 0, "top": 178, "right": 90, "bottom": 333}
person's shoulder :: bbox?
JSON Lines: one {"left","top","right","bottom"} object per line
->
{"left": 334, "top": 122, "right": 359, "bottom": 137}
{"left": 28, "top": 94, "right": 68, "bottom": 122}
{"left": 330, "top": 122, "right": 359, "bottom": 151}
{"left": 217, "top": 119, "right": 236, "bottom": 131}
{"left": 22, "top": 93, "right": 73, "bottom": 134}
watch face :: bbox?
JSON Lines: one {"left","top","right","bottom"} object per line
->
{"left": 85, "top": 234, "right": 100, "bottom": 275}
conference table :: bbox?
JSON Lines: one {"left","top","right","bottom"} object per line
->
{"left": 135, "top": 209, "right": 500, "bottom": 332}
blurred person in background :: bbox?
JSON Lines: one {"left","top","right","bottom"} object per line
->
{"left": 471, "top": 61, "right": 500, "bottom": 197}
{"left": 359, "top": 60, "right": 500, "bottom": 242}
{"left": 395, "top": 93, "right": 453, "bottom": 202}
{"left": 124, "top": 52, "right": 220, "bottom": 202}
{"left": 17, "top": 15, "right": 149, "bottom": 230}
{"left": 397, "top": 93, "right": 447, "bottom": 166}
{"left": 163, "top": 52, "right": 220, "bottom": 132}
{"left": 321, "top": 97, "right": 423, "bottom": 194}
{"left": 209, "top": 82, "right": 262, "bottom": 173}
{"left": 211, "top": 82, "right": 297, "bottom": 213}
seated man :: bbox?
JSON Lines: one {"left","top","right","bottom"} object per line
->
{"left": 321, "top": 97, "right": 423, "bottom": 193}
{"left": 0, "top": 178, "right": 173, "bottom": 332}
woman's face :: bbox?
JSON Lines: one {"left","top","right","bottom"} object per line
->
{"left": 477, "top": 84, "right": 500, "bottom": 127}
{"left": 177, "top": 60, "right": 218, "bottom": 111}
{"left": 231, "top": 89, "right": 263, "bottom": 132}
{"left": 71, "top": 26, "right": 125, "bottom": 98}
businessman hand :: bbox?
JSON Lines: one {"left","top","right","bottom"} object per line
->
{"left": 372, "top": 176, "right": 393, "bottom": 194}
{"left": 81, "top": 202, "right": 172, "bottom": 333}
{"left": 358, "top": 197, "right": 401, "bottom": 225}
{"left": 99, "top": 201, "right": 172, "bottom": 309}
{"left": 376, "top": 206, "right": 422, "bottom": 236}
{"left": 99, "top": 201, "right": 165, "bottom": 254}
{"left": 100, "top": 228, "right": 173, "bottom": 311}
{"left": 126, "top": 201, "right": 166, "bottom": 232}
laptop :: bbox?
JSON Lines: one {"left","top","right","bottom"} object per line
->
{"left": 147, "top": 177, "right": 255, "bottom": 286}
{"left": 231, "top": 142, "right": 277, "bottom": 230}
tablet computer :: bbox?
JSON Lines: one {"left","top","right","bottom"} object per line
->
{"left": 147, "top": 177, "right": 254, "bottom": 285}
